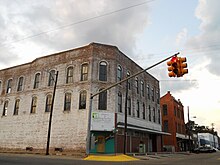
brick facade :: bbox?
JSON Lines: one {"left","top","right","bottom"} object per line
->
{"left": 160, "top": 91, "right": 187, "bottom": 152}
{"left": 0, "top": 43, "right": 162, "bottom": 154}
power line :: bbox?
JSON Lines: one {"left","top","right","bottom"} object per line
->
{"left": 0, "top": 0, "right": 156, "bottom": 48}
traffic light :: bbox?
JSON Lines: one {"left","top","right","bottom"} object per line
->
{"left": 167, "top": 56, "right": 179, "bottom": 77}
{"left": 178, "top": 57, "right": 188, "bottom": 76}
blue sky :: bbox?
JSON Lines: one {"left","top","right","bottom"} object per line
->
{"left": 0, "top": 0, "right": 219, "bottom": 133}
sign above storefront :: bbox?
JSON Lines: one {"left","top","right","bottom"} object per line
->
{"left": 91, "top": 112, "right": 115, "bottom": 131}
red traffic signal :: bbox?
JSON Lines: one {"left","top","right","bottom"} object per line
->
{"left": 167, "top": 56, "right": 179, "bottom": 77}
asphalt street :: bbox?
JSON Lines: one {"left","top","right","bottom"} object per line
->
{"left": 0, "top": 152, "right": 219, "bottom": 165}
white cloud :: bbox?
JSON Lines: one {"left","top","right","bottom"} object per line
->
{"left": 175, "top": 28, "right": 188, "bottom": 46}
{"left": 0, "top": 0, "right": 150, "bottom": 69}
{"left": 187, "top": 0, "right": 220, "bottom": 76}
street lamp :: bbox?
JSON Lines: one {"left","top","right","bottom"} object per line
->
{"left": 46, "top": 70, "right": 59, "bottom": 155}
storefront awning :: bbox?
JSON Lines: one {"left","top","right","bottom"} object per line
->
{"left": 117, "top": 122, "right": 171, "bottom": 136}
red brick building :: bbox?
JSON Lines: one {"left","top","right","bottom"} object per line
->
{"left": 160, "top": 91, "right": 188, "bottom": 152}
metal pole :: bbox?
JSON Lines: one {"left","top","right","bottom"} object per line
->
{"left": 86, "top": 95, "right": 94, "bottom": 155}
{"left": 123, "top": 80, "right": 128, "bottom": 154}
{"left": 188, "top": 106, "right": 191, "bottom": 152}
{"left": 46, "top": 71, "right": 59, "bottom": 155}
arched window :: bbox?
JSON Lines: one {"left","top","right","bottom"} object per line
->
{"left": 135, "top": 77, "right": 139, "bottom": 94}
{"left": 2, "top": 100, "right": 9, "bottom": 116}
{"left": 81, "top": 63, "right": 88, "bottom": 81}
{"left": 64, "top": 93, "right": 71, "bottom": 111}
{"left": 99, "top": 61, "right": 107, "bottom": 81}
{"left": 98, "top": 89, "right": 107, "bottom": 110}
{"left": 79, "top": 90, "right": 87, "bottom": 109}
{"left": 118, "top": 92, "right": 122, "bottom": 113}
{"left": 17, "top": 77, "right": 24, "bottom": 91}
{"left": 6, "top": 79, "right": 12, "bottom": 93}
{"left": 30, "top": 97, "right": 37, "bottom": 114}
{"left": 66, "top": 67, "right": 73, "bottom": 84}
{"left": 34, "top": 73, "right": 40, "bottom": 89}
{"left": 13, "top": 99, "right": 20, "bottom": 115}
{"left": 48, "top": 70, "right": 55, "bottom": 86}
{"left": 117, "top": 65, "right": 122, "bottom": 82}
{"left": 45, "top": 94, "right": 52, "bottom": 112}
{"left": 141, "top": 80, "right": 144, "bottom": 97}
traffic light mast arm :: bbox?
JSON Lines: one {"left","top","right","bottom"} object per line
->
{"left": 92, "top": 52, "right": 180, "bottom": 98}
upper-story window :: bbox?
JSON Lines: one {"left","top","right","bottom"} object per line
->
{"left": 0, "top": 81, "right": 2, "bottom": 93}
{"left": 141, "top": 80, "right": 144, "bottom": 97}
{"left": 126, "top": 71, "right": 131, "bottom": 90}
{"left": 2, "top": 100, "right": 9, "bottom": 116}
{"left": 163, "top": 104, "right": 168, "bottom": 115}
{"left": 17, "top": 77, "right": 24, "bottom": 91}
{"left": 152, "top": 87, "right": 155, "bottom": 102}
{"left": 64, "top": 92, "right": 71, "bottom": 111}
{"left": 99, "top": 61, "right": 107, "bottom": 81}
{"left": 156, "top": 90, "right": 159, "bottom": 104}
{"left": 117, "top": 65, "right": 122, "bottom": 82}
{"left": 48, "top": 70, "right": 55, "bottom": 86}
{"left": 163, "top": 120, "right": 169, "bottom": 132}
{"left": 30, "top": 97, "right": 37, "bottom": 114}
{"left": 149, "top": 105, "right": 151, "bottom": 121}
{"left": 118, "top": 91, "right": 122, "bottom": 113}
{"left": 6, "top": 79, "right": 12, "bottom": 94}
{"left": 153, "top": 107, "right": 156, "bottom": 122}
{"left": 66, "top": 67, "right": 73, "bottom": 84}
{"left": 45, "top": 94, "right": 52, "bottom": 112}
{"left": 34, "top": 73, "right": 40, "bottom": 89}
{"left": 136, "top": 100, "right": 140, "bottom": 118}
{"left": 79, "top": 90, "right": 87, "bottom": 109}
{"left": 13, "top": 99, "right": 20, "bottom": 115}
{"left": 127, "top": 97, "right": 131, "bottom": 116}
{"left": 142, "top": 103, "right": 145, "bottom": 120}
{"left": 147, "top": 84, "right": 150, "bottom": 99}
{"left": 81, "top": 63, "right": 88, "bottom": 81}
{"left": 135, "top": 77, "right": 139, "bottom": 94}
{"left": 158, "top": 109, "right": 161, "bottom": 124}
{"left": 98, "top": 89, "right": 107, "bottom": 110}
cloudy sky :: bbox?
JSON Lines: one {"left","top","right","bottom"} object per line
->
{"left": 0, "top": 0, "right": 220, "bottom": 133}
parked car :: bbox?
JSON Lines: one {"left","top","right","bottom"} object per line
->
{"left": 192, "top": 146, "right": 216, "bottom": 153}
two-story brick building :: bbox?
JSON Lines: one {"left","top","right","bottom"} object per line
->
{"left": 0, "top": 43, "right": 165, "bottom": 154}
{"left": 160, "top": 91, "right": 188, "bottom": 152}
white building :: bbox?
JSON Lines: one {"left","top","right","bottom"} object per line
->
{"left": 0, "top": 43, "right": 164, "bottom": 154}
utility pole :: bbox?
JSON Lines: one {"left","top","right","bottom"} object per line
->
{"left": 85, "top": 52, "right": 180, "bottom": 155}
{"left": 123, "top": 80, "right": 128, "bottom": 154}
{"left": 188, "top": 106, "right": 191, "bottom": 152}
{"left": 46, "top": 71, "right": 59, "bottom": 155}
